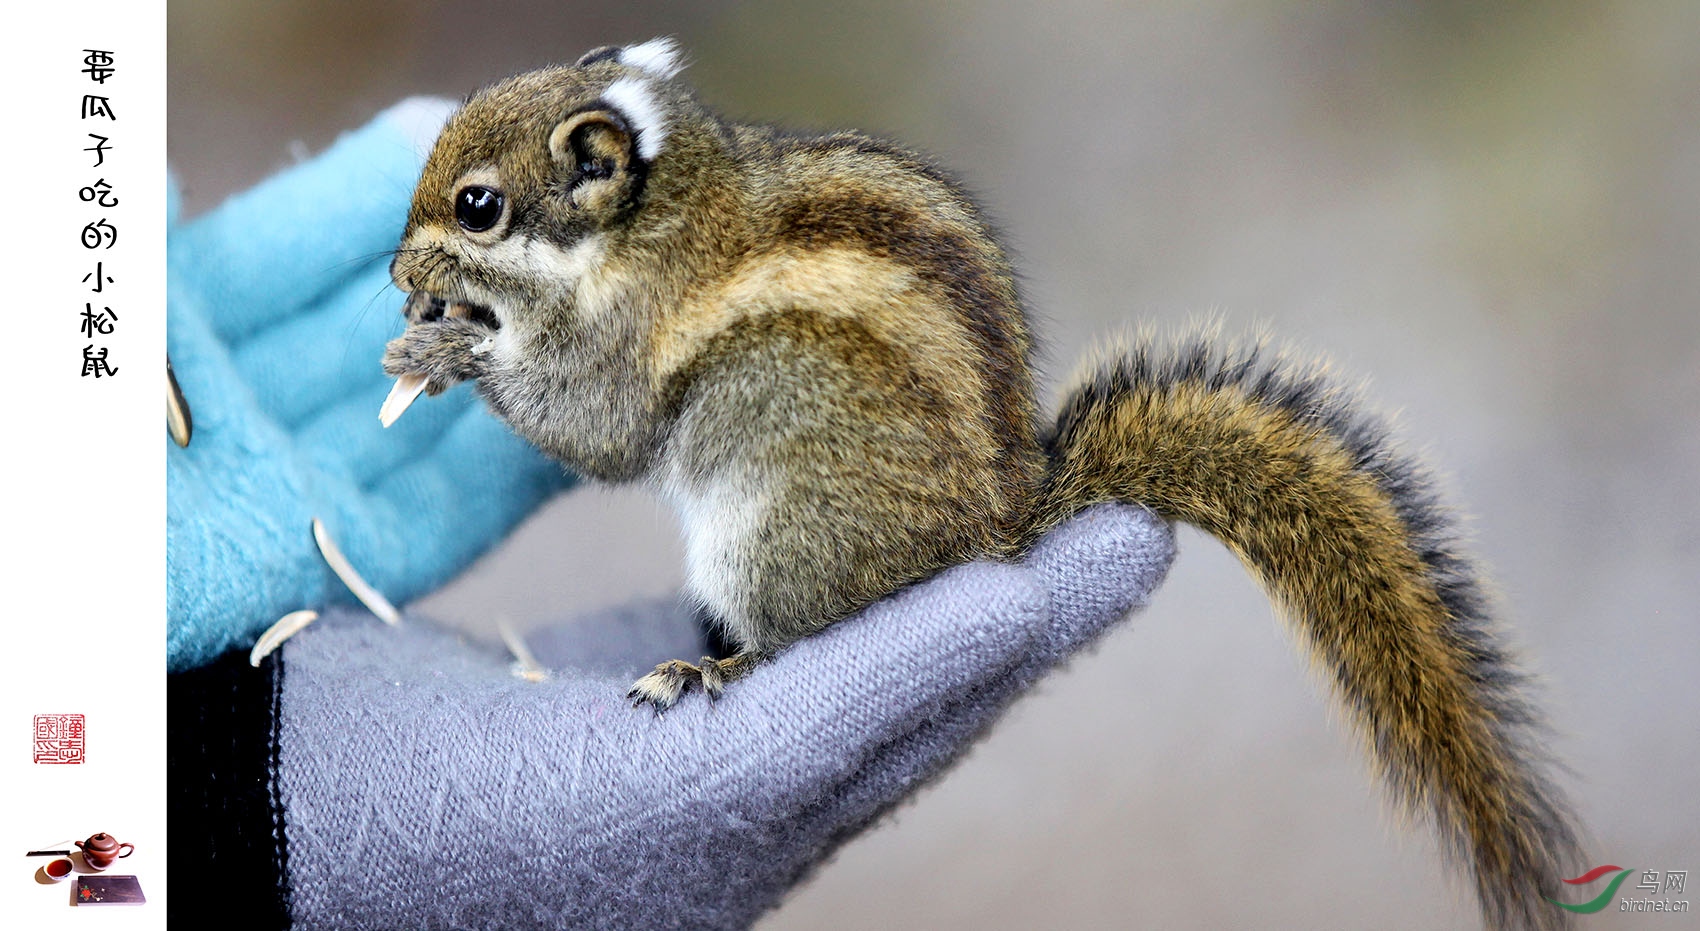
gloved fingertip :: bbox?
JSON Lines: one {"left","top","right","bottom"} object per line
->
{"left": 1024, "top": 503, "right": 1176, "bottom": 655}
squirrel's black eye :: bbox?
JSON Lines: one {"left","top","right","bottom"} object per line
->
{"left": 455, "top": 186, "right": 504, "bottom": 232}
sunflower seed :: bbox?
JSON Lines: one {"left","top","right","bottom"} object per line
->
{"left": 379, "top": 372, "right": 429, "bottom": 428}
{"left": 250, "top": 609, "right": 319, "bottom": 666}
{"left": 166, "top": 356, "right": 192, "bottom": 447}
{"left": 496, "top": 616, "right": 549, "bottom": 682}
{"left": 312, "top": 517, "right": 401, "bottom": 625}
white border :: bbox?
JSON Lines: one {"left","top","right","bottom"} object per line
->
{"left": 4, "top": 4, "right": 166, "bottom": 926}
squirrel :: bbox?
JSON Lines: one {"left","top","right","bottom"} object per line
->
{"left": 380, "top": 38, "right": 1583, "bottom": 929}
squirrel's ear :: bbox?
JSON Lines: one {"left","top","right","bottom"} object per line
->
{"left": 572, "top": 39, "right": 684, "bottom": 80}
{"left": 549, "top": 107, "right": 640, "bottom": 213}
{"left": 573, "top": 45, "right": 623, "bottom": 68}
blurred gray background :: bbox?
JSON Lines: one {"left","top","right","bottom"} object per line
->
{"left": 171, "top": 1, "right": 1698, "bottom": 927}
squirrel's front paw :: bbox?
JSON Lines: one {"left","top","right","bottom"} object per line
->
{"left": 381, "top": 317, "right": 496, "bottom": 395}
{"left": 379, "top": 316, "right": 498, "bottom": 426}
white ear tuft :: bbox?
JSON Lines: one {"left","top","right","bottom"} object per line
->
{"left": 619, "top": 36, "right": 685, "bottom": 80}
{"left": 602, "top": 76, "right": 669, "bottom": 161}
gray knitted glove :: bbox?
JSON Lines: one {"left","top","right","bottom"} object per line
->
{"left": 168, "top": 503, "right": 1173, "bottom": 929}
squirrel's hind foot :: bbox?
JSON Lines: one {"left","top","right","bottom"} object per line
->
{"left": 627, "top": 653, "right": 762, "bottom": 712}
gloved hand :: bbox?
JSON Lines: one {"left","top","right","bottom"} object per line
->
{"left": 167, "top": 503, "right": 1175, "bottom": 930}
{"left": 165, "top": 99, "right": 575, "bottom": 672}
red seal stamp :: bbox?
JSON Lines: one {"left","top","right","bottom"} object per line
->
{"left": 33, "top": 713, "right": 85, "bottom": 764}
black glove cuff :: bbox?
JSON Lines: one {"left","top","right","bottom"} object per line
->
{"left": 167, "top": 648, "right": 291, "bottom": 928}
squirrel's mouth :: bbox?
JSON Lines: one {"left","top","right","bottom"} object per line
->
{"left": 404, "top": 291, "right": 501, "bottom": 330}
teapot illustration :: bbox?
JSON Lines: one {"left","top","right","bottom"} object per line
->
{"left": 75, "top": 833, "right": 135, "bottom": 870}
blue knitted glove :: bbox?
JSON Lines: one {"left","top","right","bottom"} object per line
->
{"left": 166, "top": 503, "right": 1175, "bottom": 929}
{"left": 166, "top": 100, "right": 575, "bottom": 672}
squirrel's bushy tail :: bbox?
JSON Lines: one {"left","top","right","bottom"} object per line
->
{"left": 1037, "top": 330, "right": 1581, "bottom": 929}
